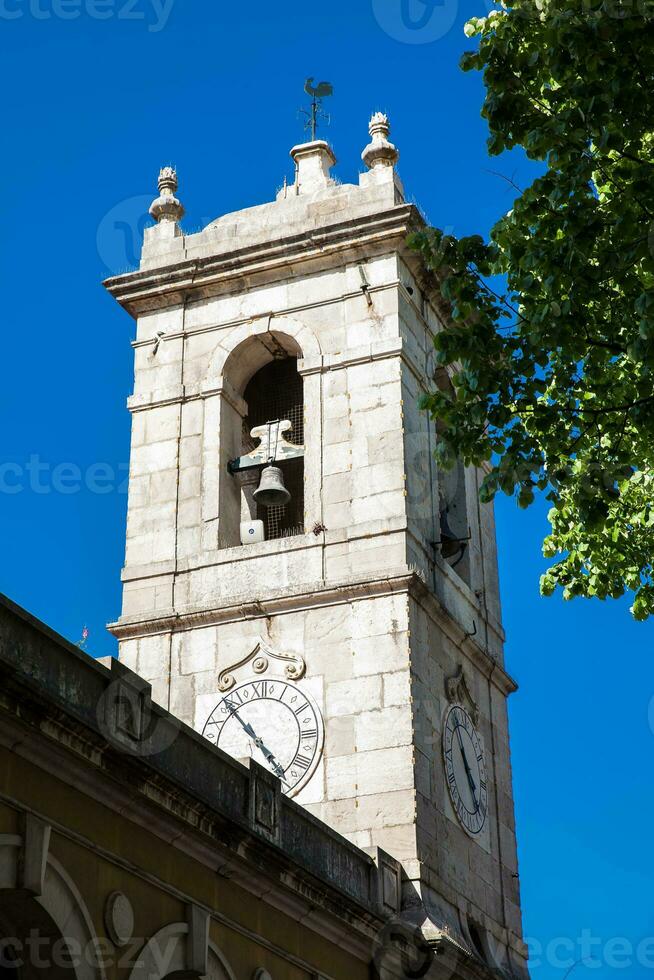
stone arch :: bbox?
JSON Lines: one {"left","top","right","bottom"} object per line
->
{"left": 128, "top": 923, "right": 235, "bottom": 980}
{"left": 0, "top": 835, "right": 104, "bottom": 980}
{"left": 200, "top": 316, "right": 323, "bottom": 551}
{"left": 205, "top": 316, "right": 321, "bottom": 394}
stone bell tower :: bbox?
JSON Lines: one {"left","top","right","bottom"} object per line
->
{"left": 105, "top": 112, "right": 528, "bottom": 979}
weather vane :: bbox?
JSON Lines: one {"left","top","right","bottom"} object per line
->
{"left": 301, "top": 77, "right": 334, "bottom": 141}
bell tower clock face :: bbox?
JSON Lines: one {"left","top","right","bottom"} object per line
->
{"left": 442, "top": 704, "right": 489, "bottom": 836}
{"left": 202, "top": 679, "right": 324, "bottom": 797}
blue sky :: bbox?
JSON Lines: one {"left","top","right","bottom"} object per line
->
{"left": 1, "top": 0, "right": 652, "bottom": 975}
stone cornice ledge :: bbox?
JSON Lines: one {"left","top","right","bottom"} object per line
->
{"left": 104, "top": 205, "right": 422, "bottom": 317}
{"left": 109, "top": 568, "right": 517, "bottom": 696}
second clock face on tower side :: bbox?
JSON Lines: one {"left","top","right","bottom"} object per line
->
{"left": 442, "top": 704, "right": 489, "bottom": 836}
{"left": 201, "top": 678, "right": 324, "bottom": 797}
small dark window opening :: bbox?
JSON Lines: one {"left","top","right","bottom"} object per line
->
{"left": 243, "top": 358, "right": 305, "bottom": 540}
{"left": 468, "top": 921, "right": 488, "bottom": 963}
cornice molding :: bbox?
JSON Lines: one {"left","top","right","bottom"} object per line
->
{"left": 104, "top": 205, "right": 423, "bottom": 317}
{"left": 109, "top": 568, "right": 517, "bottom": 697}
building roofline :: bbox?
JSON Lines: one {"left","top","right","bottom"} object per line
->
{"left": 0, "top": 593, "right": 397, "bottom": 950}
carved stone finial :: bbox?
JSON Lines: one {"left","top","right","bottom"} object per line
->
{"left": 362, "top": 112, "right": 399, "bottom": 170}
{"left": 149, "top": 166, "right": 185, "bottom": 224}
{"left": 445, "top": 665, "right": 479, "bottom": 725}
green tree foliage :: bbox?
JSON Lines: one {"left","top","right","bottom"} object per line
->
{"left": 411, "top": 0, "right": 654, "bottom": 619}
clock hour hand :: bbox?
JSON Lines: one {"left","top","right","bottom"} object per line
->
{"left": 225, "top": 702, "right": 288, "bottom": 785}
{"left": 455, "top": 726, "right": 479, "bottom": 811}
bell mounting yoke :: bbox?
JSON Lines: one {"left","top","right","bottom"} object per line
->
{"left": 227, "top": 419, "right": 305, "bottom": 474}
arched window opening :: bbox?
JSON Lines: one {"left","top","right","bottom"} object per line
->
{"left": 467, "top": 919, "right": 491, "bottom": 967}
{"left": 429, "top": 366, "right": 472, "bottom": 585}
{"left": 437, "top": 457, "right": 471, "bottom": 585}
{"left": 242, "top": 358, "right": 305, "bottom": 541}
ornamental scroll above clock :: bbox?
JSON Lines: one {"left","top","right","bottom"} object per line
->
{"left": 201, "top": 639, "right": 324, "bottom": 798}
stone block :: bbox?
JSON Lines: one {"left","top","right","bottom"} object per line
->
{"left": 323, "top": 416, "right": 350, "bottom": 446}
{"left": 351, "top": 462, "right": 405, "bottom": 498}
{"left": 383, "top": 670, "right": 411, "bottom": 708}
{"left": 323, "top": 501, "right": 352, "bottom": 531}
{"left": 149, "top": 675, "right": 170, "bottom": 710}
{"left": 352, "top": 633, "right": 408, "bottom": 678}
{"left": 324, "top": 370, "right": 347, "bottom": 398}
{"left": 145, "top": 404, "right": 180, "bottom": 444}
{"left": 325, "top": 715, "right": 356, "bottom": 757}
{"left": 325, "top": 674, "right": 382, "bottom": 718}
{"left": 354, "top": 705, "right": 412, "bottom": 752}
{"left": 414, "top": 749, "right": 432, "bottom": 799}
{"left": 499, "top": 823, "right": 518, "bottom": 873}
{"left": 326, "top": 745, "right": 415, "bottom": 799}
{"left": 323, "top": 443, "right": 351, "bottom": 476}
{"left": 118, "top": 639, "right": 138, "bottom": 671}
{"left": 370, "top": 824, "right": 417, "bottom": 863}
{"left": 348, "top": 381, "right": 398, "bottom": 415}
{"left": 169, "top": 674, "right": 195, "bottom": 724}
{"left": 173, "top": 628, "right": 218, "bottom": 676}
{"left": 306, "top": 641, "right": 354, "bottom": 682}
{"left": 178, "top": 496, "right": 201, "bottom": 529}
{"left": 302, "top": 604, "right": 351, "bottom": 645}
{"left": 350, "top": 490, "right": 406, "bottom": 524}
{"left": 326, "top": 537, "right": 406, "bottom": 579}
{"left": 137, "top": 635, "right": 171, "bottom": 679}
{"left": 323, "top": 472, "right": 353, "bottom": 504}
{"left": 351, "top": 402, "right": 402, "bottom": 437}
{"left": 366, "top": 428, "right": 406, "bottom": 467}
{"left": 130, "top": 413, "right": 147, "bottom": 449}
{"left": 130, "top": 440, "right": 179, "bottom": 477}
{"left": 323, "top": 394, "right": 349, "bottom": 421}
{"left": 149, "top": 468, "right": 178, "bottom": 504}
{"left": 177, "top": 526, "right": 201, "bottom": 560}
{"left": 352, "top": 594, "right": 409, "bottom": 639}
{"left": 181, "top": 399, "right": 204, "bottom": 437}
{"left": 179, "top": 465, "right": 201, "bottom": 501}
{"left": 347, "top": 830, "right": 373, "bottom": 849}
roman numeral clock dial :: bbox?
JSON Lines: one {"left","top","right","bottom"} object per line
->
{"left": 202, "top": 680, "right": 324, "bottom": 796}
{"left": 442, "top": 705, "right": 489, "bottom": 836}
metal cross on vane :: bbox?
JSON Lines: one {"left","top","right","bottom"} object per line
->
{"left": 301, "top": 77, "right": 334, "bottom": 141}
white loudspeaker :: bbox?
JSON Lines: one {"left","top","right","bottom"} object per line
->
{"left": 240, "top": 520, "right": 265, "bottom": 545}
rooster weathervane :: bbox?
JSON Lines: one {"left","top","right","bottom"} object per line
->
{"left": 301, "top": 77, "right": 334, "bottom": 141}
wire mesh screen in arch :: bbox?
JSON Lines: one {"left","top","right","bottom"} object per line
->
{"left": 243, "top": 358, "right": 305, "bottom": 540}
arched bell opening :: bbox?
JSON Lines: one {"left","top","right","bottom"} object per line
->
{"left": 241, "top": 358, "right": 305, "bottom": 542}
{"left": 218, "top": 332, "right": 306, "bottom": 549}
{"left": 430, "top": 368, "right": 472, "bottom": 586}
{"left": 438, "top": 457, "right": 471, "bottom": 585}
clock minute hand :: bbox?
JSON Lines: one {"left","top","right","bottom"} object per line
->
{"left": 225, "top": 701, "right": 258, "bottom": 740}
{"left": 455, "top": 726, "right": 479, "bottom": 811}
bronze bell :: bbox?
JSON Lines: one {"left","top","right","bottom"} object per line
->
{"left": 438, "top": 509, "right": 463, "bottom": 560}
{"left": 253, "top": 465, "right": 291, "bottom": 508}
